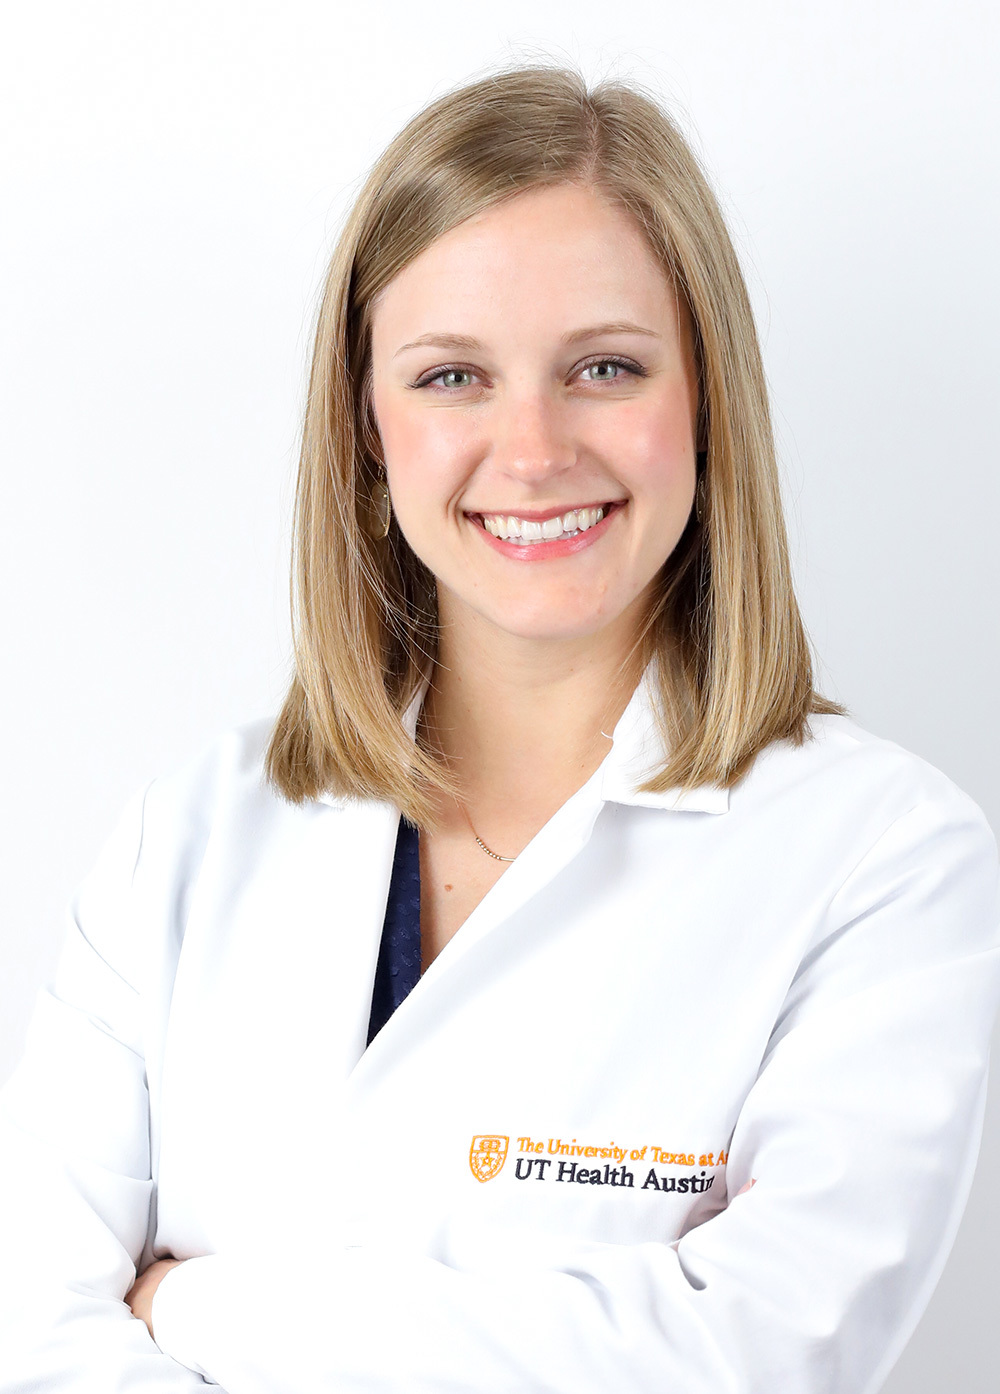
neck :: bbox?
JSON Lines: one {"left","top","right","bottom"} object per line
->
{"left": 419, "top": 598, "right": 651, "bottom": 824}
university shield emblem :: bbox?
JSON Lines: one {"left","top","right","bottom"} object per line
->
{"left": 469, "top": 1134, "right": 509, "bottom": 1183}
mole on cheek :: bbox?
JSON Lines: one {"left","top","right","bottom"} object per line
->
{"left": 444, "top": 884, "right": 453, "bottom": 892}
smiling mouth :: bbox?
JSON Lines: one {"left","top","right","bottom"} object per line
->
{"left": 470, "top": 501, "right": 624, "bottom": 544}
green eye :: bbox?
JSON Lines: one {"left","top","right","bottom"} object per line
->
{"left": 415, "top": 367, "right": 476, "bottom": 390}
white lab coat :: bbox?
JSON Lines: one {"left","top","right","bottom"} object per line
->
{"left": 1, "top": 664, "right": 998, "bottom": 1394}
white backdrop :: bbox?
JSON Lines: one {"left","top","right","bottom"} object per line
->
{"left": 1, "top": 1, "right": 997, "bottom": 1387}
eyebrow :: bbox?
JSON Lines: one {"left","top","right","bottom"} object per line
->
{"left": 392, "top": 321, "right": 662, "bottom": 358}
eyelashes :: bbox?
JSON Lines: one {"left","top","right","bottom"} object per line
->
{"left": 409, "top": 355, "right": 648, "bottom": 392}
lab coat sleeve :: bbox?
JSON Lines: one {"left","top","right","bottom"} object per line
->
{"left": 0, "top": 785, "right": 220, "bottom": 1392}
{"left": 149, "top": 787, "right": 1000, "bottom": 1394}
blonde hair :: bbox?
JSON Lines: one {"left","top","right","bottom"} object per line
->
{"left": 265, "top": 62, "right": 846, "bottom": 827}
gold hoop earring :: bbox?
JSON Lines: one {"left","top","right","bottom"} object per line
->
{"left": 367, "top": 469, "right": 392, "bottom": 540}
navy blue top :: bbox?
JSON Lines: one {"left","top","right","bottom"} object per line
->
{"left": 366, "top": 816, "right": 422, "bottom": 1045}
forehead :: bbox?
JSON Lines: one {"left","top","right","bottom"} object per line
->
{"left": 369, "top": 183, "right": 682, "bottom": 351}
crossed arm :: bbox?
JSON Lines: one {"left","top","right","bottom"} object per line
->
{"left": 121, "top": 1179, "right": 733, "bottom": 1341}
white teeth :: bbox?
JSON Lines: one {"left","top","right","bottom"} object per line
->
{"left": 480, "top": 505, "right": 608, "bottom": 542}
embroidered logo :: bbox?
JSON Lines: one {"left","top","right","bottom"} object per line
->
{"left": 469, "top": 1134, "right": 509, "bottom": 1182}
{"left": 496, "top": 1134, "right": 730, "bottom": 1193}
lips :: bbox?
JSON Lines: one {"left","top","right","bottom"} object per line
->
{"left": 469, "top": 499, "right": 624, "bottom": 559}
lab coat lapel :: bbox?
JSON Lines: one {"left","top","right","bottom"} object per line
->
{"left": 419, "top": 770, "right": 606, "bottom": 981}
{"left": 344, "top": 770, "right": 606, "bottom": 1091}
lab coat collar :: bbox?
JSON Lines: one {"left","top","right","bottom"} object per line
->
{"left": 320, "top": 659, "right": 729, "bottom": 816}
{"left": 597, "top": 659, "right": 730, "bottom": 815}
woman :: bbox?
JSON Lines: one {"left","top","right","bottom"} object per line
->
{"left": 2, "top": 64, "right": 998, "bottom": 1393}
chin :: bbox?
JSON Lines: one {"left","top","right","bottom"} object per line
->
{"left": 485, "top": 611, "right": 620, "bottom": 644}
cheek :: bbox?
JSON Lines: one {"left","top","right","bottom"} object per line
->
{"left": 373, "top": 398, "right": 475, "bottom": 501}
{"left": 596, "top": 393, "right": 697, "bottom": 498}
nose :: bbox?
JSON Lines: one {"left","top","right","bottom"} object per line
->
{"left": 488, "top": 386, "right": 578, "bottom": 487}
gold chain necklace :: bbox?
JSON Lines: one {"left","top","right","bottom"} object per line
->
{"left": 471, "top": 828, "right": 516, "bottom": 862}
{"left": 458, "top": 801, "right": 516, "bottom": 862}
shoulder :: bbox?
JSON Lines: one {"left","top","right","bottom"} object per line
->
{"left": 66, "top": 718, "right": 326, "bottom": 987}
{"left": 146, "top": 715, "right": 279, "bottom": 808}
{"left": 137, "top": 715, "right": 276, "bottom": 821}
{"left": 736, "top": 710, "right": 996, "bottom": 861}
{"left": 133, "top": 715, "right": 337, "bottom": 881}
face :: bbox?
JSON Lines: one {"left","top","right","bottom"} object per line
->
{"left": 368, "top": 182, "right": 701, "bottom": 654}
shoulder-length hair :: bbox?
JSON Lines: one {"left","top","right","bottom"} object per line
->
{"left": 265, "top": 62, "right": 846, "bottom": 828}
